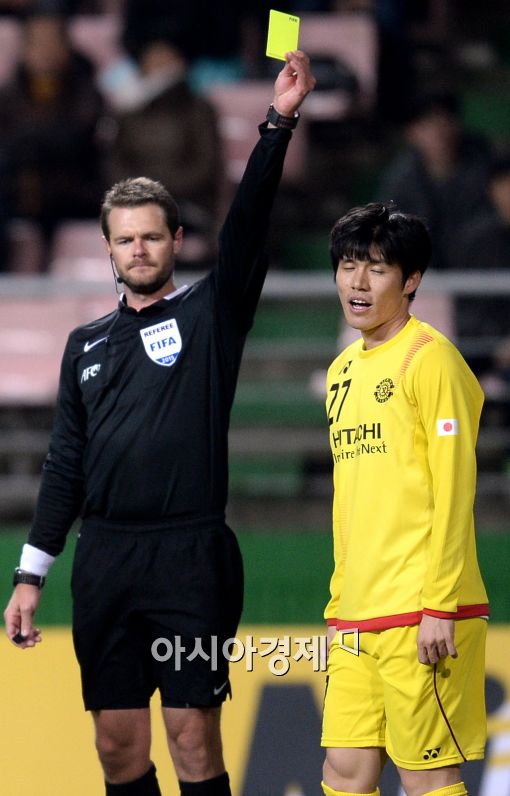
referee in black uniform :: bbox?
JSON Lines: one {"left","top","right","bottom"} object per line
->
{"left": 4, "top": 52, "right": 315, "bottom": 796}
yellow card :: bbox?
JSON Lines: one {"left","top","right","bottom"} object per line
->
{"left": 266, "top": 9, "right": 300, "bottom": 61}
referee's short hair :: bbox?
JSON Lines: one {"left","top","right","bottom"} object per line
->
{"left": 100, "top": 177, "right": 181, "bottom": 240}
{"left": 329, "top": 202, "right": 431, "bottom": 300}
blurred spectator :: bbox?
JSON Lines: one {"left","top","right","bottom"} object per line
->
{"left": 122, "top": 0, "right": 242, "bottom": 64}
{"left": 0, "top": 10, "right": 104, "bottom": 270}
{"left": 377, "top": 91, "right": 493, "bottom": 269}
{"left": 0, "top": 0, "right": 107, "bottom": 17}
{"left": 480, "top": 336, "right": 510, "bottom": 401}
{"left": 121, "top": 0, "right": 244, "bottom": 88}
{"left": 101, "top": 38, "right": 224, "bottom": 261}
{"left": 453, "top": 156, "right": 510, "bottom": 369}
{"left": 456, "top": 156, "right": 510, "bottom": 270}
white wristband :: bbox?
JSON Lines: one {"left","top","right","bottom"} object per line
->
{"left": 19, "top": 543, "right": 56, "bottom": 577}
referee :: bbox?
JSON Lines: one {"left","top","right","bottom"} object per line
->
{"left": 4, "top": 52, "right": 315, "bottom": 796}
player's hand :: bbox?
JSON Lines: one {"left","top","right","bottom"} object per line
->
{"left": 417, "top": 614, "right": 457, "bottom": 665}
{"left": 271, "top": 50, "right": 316, "bottom": 117}
{"left": 4, "top": 585, "right": 43, "bottom": 649}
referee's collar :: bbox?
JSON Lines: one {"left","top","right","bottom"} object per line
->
{"left": 118, "top": 284, "right": 189, "bottom": 315}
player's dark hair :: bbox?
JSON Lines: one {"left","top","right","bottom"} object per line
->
{"left": 100, "top": 177, "right": 181, "bottom": 241}
{"left": 329, "top": 202, "right": 432, "bottom": 301}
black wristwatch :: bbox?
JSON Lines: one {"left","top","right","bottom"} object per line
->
{"left": 13, "top": 567, "right": 45, "bottom": 589}
{"left": 266, "top": 103, "right": 300, "bottom": 130}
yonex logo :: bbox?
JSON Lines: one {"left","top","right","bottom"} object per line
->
{"left": 422, "top": 747, "right": 441, "bottom": 760}
{"left": 81, "top": 364, "right": 101, "bottom": 383}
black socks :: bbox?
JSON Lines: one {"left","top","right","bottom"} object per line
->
{"left": 105, "top": 763, "right": 161, "bottom": 795}
{"left": 179, "top": 772, "right": 231, "bottom": 795}
{"left": 105, "top": 764, "right": 231, "bottom": 795}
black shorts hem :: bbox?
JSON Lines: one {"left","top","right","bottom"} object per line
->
{"left": 85, "top": 699, "right": 152, "bottom": 712}
{"left": 161, "top": 683, "right": 232, "bottom": 709}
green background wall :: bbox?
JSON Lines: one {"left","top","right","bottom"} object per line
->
{"left": 1, "top": 528, "right": 508, "bottom": 624}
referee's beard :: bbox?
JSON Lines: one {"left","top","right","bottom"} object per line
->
{"left": 121, "top": 261, "right": 176, "bottom": 296}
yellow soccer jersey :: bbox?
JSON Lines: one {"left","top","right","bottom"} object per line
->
{"left": 325, "top": 315, "right": 488, "bottom": 631}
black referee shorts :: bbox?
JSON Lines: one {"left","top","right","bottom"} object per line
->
{"left": 71, "top": 515, "right": 244, "bottom": 711}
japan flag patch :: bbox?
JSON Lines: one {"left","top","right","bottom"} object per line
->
{"left": 437, "top": 418, "right": 458, "bottom": 436}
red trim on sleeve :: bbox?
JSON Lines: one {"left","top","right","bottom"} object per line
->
{"left": 335, "top": 611, "right": 423, "bottom": 632}
{"left": 422, "top": 609, "right": 456, "bottom": 619}
{"left": 326, "top": 618, "right": 338, "bottom": 626}
{"left": 332, "top": 603, "right": 489, "bottom": 632}
{"left": 423, "top": 604, "right": 489, "bottom": 620}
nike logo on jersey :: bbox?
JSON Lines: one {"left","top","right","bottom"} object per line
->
{"left": 83, "top": 336, "right": 108, "bottom": 353}
{"left": 213, "top": 680, "right": 229, "bottom": 696}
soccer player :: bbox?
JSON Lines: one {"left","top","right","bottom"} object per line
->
{"left": 3, "top": 52, "right": 315, "bottom": 796}
{"left": 321, "top": 203, "right": 488, "bottom": 796}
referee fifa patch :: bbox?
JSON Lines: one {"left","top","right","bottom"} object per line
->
{"left": 437, "top": 418, "right": 458, "bottom": 436}
{"left": 140, "top": 318, "right": 182, "bottom": 367}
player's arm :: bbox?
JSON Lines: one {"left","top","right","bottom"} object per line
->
{"left": 411, "top": 344, "right": 483, "bottom": 662}
{"left": 324, "top": 524, "right": 345, "bottom": 656}
{"left": 214, "top": 51, "right": 315, "bottom": 330}
{"left": 324, "top": 359, "right": 347, "bottom": 654}
{"left": 324, "top": 530, "right": 344, "bottom": 618}
{"left": 4, "top": 337, "right": 86, "bottom": 648}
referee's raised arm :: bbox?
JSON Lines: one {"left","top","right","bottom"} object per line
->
{"left": 215, "top": 51, "right": 315, "bottom": 322}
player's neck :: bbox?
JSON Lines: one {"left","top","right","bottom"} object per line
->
{"left": 362, "top": 312, "right": 411, "bottom": 350}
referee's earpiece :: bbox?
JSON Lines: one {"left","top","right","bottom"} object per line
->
{"left": 109, "top": 255, "right": 124, "bottom": 286}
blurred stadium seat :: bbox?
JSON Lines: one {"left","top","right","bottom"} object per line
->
{"left": 299, "top": 12, "right": 378, "bottom": 114}
{"left": 413, "top": 291, "right": 455, "bottom": 340}
{"left": 206, "top": 81, "right": 308, "bottom": 185}
{"left": 69, "top": 14, "right": 122, "bottom": 71}
{"left": 8, "top": 219, "right": 45, "bottom": 274}
{"left": 49, "top": 220, "right": 110, "bottom": 281}
{"left": 0, "top": 14, "right": 122, "bottom": 88}
{"left": 0, "top": 296, "right": 78, "bottom": 403}
{"left": 0, "top": 18, "right": 21, "bottom": 86}
{"left": 0, "top": 291, "right": 118, "bottom": 404}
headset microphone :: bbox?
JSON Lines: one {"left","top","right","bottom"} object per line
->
{"left": 109, "top": 255, "right": 124, "bottom": 287}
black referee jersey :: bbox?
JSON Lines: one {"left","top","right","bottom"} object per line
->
{"left": 28, "top": 124, "right": 292, "bottom": 557}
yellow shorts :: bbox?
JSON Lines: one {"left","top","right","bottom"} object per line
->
{"left": 321, "top": 618, "right": 487, "bottom": 770}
